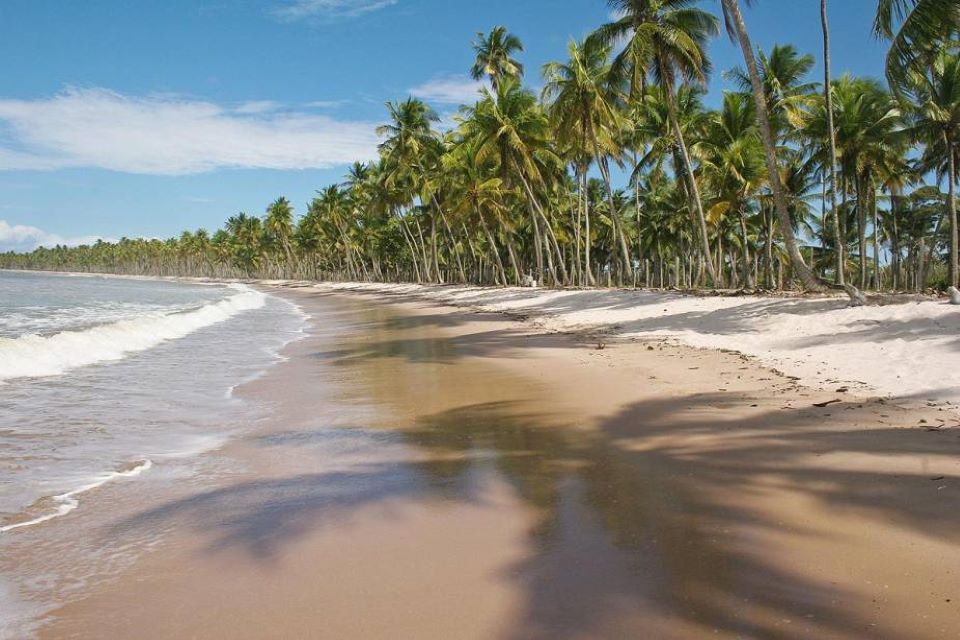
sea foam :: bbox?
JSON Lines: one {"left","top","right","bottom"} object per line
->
{"left": 0, "top": 459, "right": 152, "bottom": 533}
{"left": 0, "top": 284, "right": 266, "bottom": 382}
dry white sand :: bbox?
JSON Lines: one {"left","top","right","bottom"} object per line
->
{"left": 312, "top": 282, "right": 960, "bottom": 406}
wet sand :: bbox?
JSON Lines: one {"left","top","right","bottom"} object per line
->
{"left": 39, "top": 288, "right": 960, "bottom": 639}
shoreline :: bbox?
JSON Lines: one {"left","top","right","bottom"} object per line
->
{"left": 6, "top": 269, "right": 958, "bottom": 408}
{"left": 30, "top": 285, "right": 960, "bottom": 639}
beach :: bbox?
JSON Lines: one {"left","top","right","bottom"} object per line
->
{"left": 27, "top": 285, "right": 960, "bottom": 639}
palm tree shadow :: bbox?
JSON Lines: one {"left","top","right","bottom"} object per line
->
{"left": 398, "top": 398, "right": 960, "bottom": 639}
{"left": 111, "top": 395, "right": 959, "bottom": 638}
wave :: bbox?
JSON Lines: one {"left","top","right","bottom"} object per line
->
{"left": 0, "top": 285, "right": 266, "bottom": 382}
{"left": 0, "top": 459, "right": 152, "bottom": 533}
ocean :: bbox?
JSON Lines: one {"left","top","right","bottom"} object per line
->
{"left": 0, "top": 270, "right": 305, "bottom": 636}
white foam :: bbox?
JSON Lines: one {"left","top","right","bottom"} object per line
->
{"left": 0, "top": 284, "right": 266, "bottom": 382}
{"left": 0, "top": 460, "right": 152, "bottom": 533}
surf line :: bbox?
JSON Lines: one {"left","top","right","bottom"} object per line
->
{"left": 0, "top": 459, "right": 153, "bottom": 533}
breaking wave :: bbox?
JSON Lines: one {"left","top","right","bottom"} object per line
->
{"left": 0, "top": 284, "right": 266, "bottom": 382}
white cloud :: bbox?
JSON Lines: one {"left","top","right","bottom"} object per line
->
{"left": 273, "top": 0, "right": 397, "bottom": 21}
{"left": 0, "top": 88, "right": 381, "bottom": 176}
{"left": 306, "top": 100, "right": 349, "bottom": 109}
{"left": 234, "top": 100, "right": 282, "bottom": 114}
{"left": 0, "top": 219, "right": 113, "bottom": 252}
{"left": 408, "top": 75, "right": 487, "bottom": 105}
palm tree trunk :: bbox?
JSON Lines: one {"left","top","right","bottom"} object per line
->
{"left": 477, "top": 208, "right": 507, "bottom": 285}
{"left": 857, "top": 173, "right": 867, "bottom": 289}
{"left": 871, "top": 184, "right": 880, "bottom": 290}
{"left": 581, "top": 171, "right": 596, "bottom": 286}
{"left": 517, "top": 176, "right": 545, "bottom": 282}
{"left": 413, "top": 217, "right": 432, "bottom": 281}
{"left": 539, "top": 208, "right": 569, "bottom": 284}
{"left": 396, "top": 210, "right": 423, "bottom": 283}
{"left": 948, "top": 137, "right": 959, "bottom": 288}
{"left": 821, "top": 0, "right": 845, "bottom": 286}
{"left": 723, "top": 0, "right": 823, "bottom": 292}
{"left": 436, "top": 205, "right": 467, "bottom": 283}
{"left": 589, "top": 132, "right": 632, "bottom": 282}
{"left": 663, "top": 79, "right": 718, "bottom": 286}
{"left": 739, "top": 210, "right": 754, "bottom": 288}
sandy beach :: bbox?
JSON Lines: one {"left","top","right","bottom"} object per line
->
{"left": 28, "top": 286, "right": 960, "bottom": 639}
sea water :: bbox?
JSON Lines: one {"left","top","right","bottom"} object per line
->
{"left": 0, "top": 270, "right": 305, "bottom": 636}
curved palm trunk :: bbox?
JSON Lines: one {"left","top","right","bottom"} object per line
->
{"left": 518, "top": 174, "right": 547, "bottom": 283}
{"left": 663, "top": 80, "right": 718, "bottom": 287}
{"left": 395, "top": 209, "right": 423, "bottom": 283}
{"left": 723, "top": 0, "right": 823, "bottom": 292}
{"left": 821, "top": 0, "right": 845, "bottom": 286}
{"left": 435, "top": 203, "right": 467, "bottom": 283}
{"left": 477, "top": 207, "right": 507, "bottom": 286}
{"left": 538, "top": 208, "right": 569, "bottom": 284}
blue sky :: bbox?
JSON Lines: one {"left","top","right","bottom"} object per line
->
{"left": 0, "top": 0, "right": 888, "bottom": 251}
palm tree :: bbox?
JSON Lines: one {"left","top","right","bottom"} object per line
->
{"left": 820, "top": 0, "right": 845, "bottom": 285}
{"left": 718, "top": 0, "right": 823, "bottom": 291}
{"left": 590, "top": 0, "right": 721, "bottom": 286}
{"left": 265, "top": 196, "right": 295, "bottom": 275}
{"left": 875, "top": 0, "right": 960, "bottom": 87}
{"left": 377, "top": 98, "right": 442, "bottom": 282}
{"left": 699, "top": 91, "right": 766, "bottom": 288}
{"left": 902, "top": 51, "right": 960, "bottom": 288}
{"left": 461, "top": 79, "right": 561, "bottom": 284}
{"left": 445, "top": 138, "right": 516, "bottom": 284}
{"left": 471, "top": 26, "right": 524, "bottom": 92}
{"left": 543, "top": 37, "right": 632, "bottom": 281}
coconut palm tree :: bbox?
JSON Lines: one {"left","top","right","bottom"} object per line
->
{"left": 821, "top": 0, "right": 845, "bottom": 285}
{"left": 460, "top": 79, "right": 561, "bottom": 283}
{"left": 470, "top": 26, "right": 524, "bottom": 92}
{"left": 265, "top": 196, "right": 295, "bottom": 275}
{"left": 590, "top": 0, "right": 720, "bottom": 286}
{"left": 902, "top": 51, "right": 960, "bottom": 288}
{"left": 377, "top": 98, "right": 442, "bottom": 281}
{"left": 543, "top": 37, "right": 632, "bottom": 281}
{"left": 718, "top": 0, "right": 823, "bottom": 291}
{"left": 699, "top": 91, "right": 766, "bottom": 288}
{"left": 875, "top": 0, "right": 960, "bottom": 87}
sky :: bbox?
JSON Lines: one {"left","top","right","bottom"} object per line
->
{"left": 0, "top": 0, "right": 890, "bottom": 251}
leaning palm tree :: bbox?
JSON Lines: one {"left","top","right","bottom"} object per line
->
{"left": 590, "top": 0, "right": 720, "bottom": 286}
{"left": 470, "top": 26, "right": 525, "bottom": 92}
{"left": 718, "top": 0, "right": 823, "bottom": 291}
{"left": 875, "top": 0, "right": 960, "bottom": 88}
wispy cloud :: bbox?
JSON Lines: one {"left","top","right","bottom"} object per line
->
{"left": 0, "top": 219, "right": 113, "bottom": 252}
{"left": 234, "top": 100, "right": 282, "bottom": 114}
{"left": 0, "top": 88, "right": 380, "bottom": 175}
{"left": 273, "top": 0, "right": 397, "bottom": 22}
{"left": 306, "top": 99, "right": 350, "bottom": 109}
{"left": 408, "top": 75, "right": 487, "bottom": 105}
